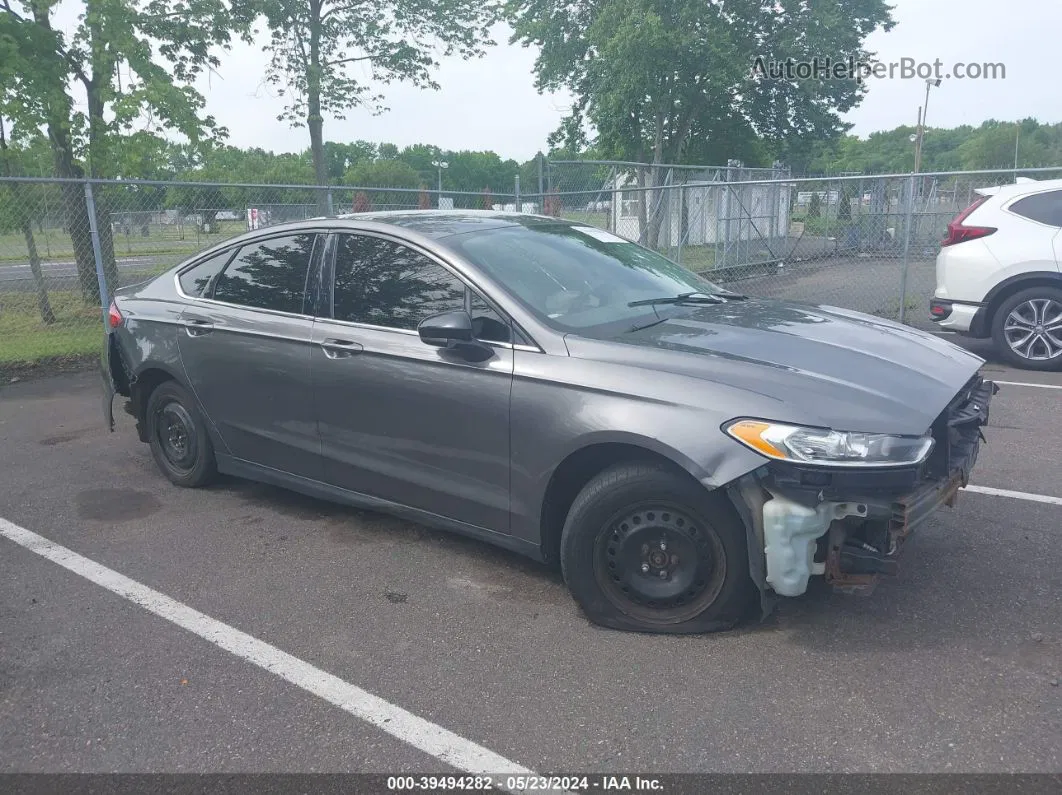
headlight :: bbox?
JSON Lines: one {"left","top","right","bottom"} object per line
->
{"left": 725, "top": 420, "right": 934, "bottom": 468}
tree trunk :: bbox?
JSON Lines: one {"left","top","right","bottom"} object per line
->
{"left": 85, "top": 6, "right": 120, "bottom": 296}
{"left": 646, "top": 115, "right": 666, "bottom": 250}
{"left": 22, "top": 220, "right": 56, "bottom": 324}
{"left": 307, "top": 1, "right": 330, "bottom": 216}
{"left": 28, "top": 2, "right": 101, "bottom": 303}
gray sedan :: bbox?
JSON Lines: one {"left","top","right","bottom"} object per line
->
{"left": 102, "top": 211, "right": 997, "bottom": 633}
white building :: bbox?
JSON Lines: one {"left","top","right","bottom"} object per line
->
{"left": 610, "top": 174, "right": 792, "bottom": 249}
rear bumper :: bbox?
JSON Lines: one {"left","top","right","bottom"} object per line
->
{"left": 101, "top": 332, "right": 132, "bottom": 432}
{"left": 930, "top": 299, "right": 988, "bottom": 336}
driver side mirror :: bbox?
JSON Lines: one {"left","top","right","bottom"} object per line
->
{"left": 418, "top": 310, "right": 494, "bottom": 363}
{"left": 418, "top": 310, "right": 474, "bottom": 345}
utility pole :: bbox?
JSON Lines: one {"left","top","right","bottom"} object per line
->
{"left": 1014, "top": 123, "right": 1021, "bottom": 180}
{"left": 913, "top": 78, "right": 942, "bottom": 177}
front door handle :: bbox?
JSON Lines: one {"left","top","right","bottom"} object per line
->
{"left": 182, "top": 317, "right": 214, "bottom": 337}
{"left": 320, "top": 338, "right": 364, "bottom": 359}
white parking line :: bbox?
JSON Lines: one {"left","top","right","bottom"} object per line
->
{"left": 993, "top": 380, "right": 1062, "bottom": 390}
{"left": 964, "top": 485, "right": 1062, "bottom": 507}
{"left": 0, "top": 518, "right": 538, "bottom": 788}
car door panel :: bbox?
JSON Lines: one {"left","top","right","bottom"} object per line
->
{"left": 176, "top": 232, "right": 321, "bottom": 479}
{"left": 312, "top": 232, "right": 514, "bottom": 533}
{"left": 313, "top": 321, "right": 513, "bottom": 530}
{"left": 179, "top": 304, "right": 320, "bottom": 478}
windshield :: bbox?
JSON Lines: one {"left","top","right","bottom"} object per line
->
{"left": 446, "top": 223, "right": 727, "bottom": 330}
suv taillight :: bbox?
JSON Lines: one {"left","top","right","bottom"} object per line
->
{"left": 941, "top": 196, "right": 996, "bottom": 247}
{"left": 107, "top": 301, "right": 123, "bottom": 329}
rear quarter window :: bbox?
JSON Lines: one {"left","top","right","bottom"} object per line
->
{"left": 178, "top": 250, "right": 233, "bottom": 297}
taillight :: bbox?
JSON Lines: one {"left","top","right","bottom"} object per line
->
{"left": 108, "top": 301, "right": 123, "bottom": 329}
{"left": 941, "top": 196, "right": 996, "bottom": 247}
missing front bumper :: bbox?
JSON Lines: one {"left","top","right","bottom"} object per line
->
{"left": 740, "top": 376, "right": 998, "bottom": 599}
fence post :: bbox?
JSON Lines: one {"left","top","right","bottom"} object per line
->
{"left": 327, "top": 190, "right": 334, "bottom": 216}
{"left": 898, "top": 174, "right": 916, "bottom": 325}
{"left": 83, "top": 181, "right": 110, "bottom": 319}
{"left": 538, "top": 154, "right": 544, "bottom": 198}
{"left": 514, "top": 174, "right": 521, "bottom": 212}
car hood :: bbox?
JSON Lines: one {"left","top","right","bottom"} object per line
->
{"left": 565, "top": 299, "right": 986, "bottom": 436}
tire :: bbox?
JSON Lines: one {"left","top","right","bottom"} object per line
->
{"left": 559, "top": 462, "right": 755, "bottom": 634}
{"left": 145, "top": 380, "right": 217, "bottom": 488}
{"left": 991, "top": 286, "right": 1062, "bottom": 371}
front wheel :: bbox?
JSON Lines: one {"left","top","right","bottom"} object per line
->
{"left": 559, "top": 462, "right": 755, "bottom": 634}
{"left": 991, "top": 287, "right": 1062, "bottom": 371}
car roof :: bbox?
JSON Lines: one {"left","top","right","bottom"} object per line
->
{"left": 329, "top": 210, "right": 574, "bottom": 239}
{"left": 975, "top": 177, "right": 1062, "bottom": 199}
{"left": 175, "top": 211, "right": 587, "bottom": 270}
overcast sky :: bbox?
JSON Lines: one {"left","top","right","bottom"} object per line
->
{"left": 187, "top": 0, "right": 1057, "bottom": 161}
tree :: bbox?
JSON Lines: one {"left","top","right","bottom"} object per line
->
{"left": 509, "top": 0, "right": 894, "bottom": 245}
{"left": 0, "top": 118, "right": 54, "bottom": 324}
{"left": 258, "top": 0, "right": 500, "bottom": 212}
{"left": 0, "top": 0, "right": 251, "bottom": 303}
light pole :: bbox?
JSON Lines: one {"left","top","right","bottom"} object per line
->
{"left": 1014, "top": 122, "right": 1022, "bottom": 180}
{"left": 913, "top": 78, "right": 942, "bottom": 176}
{"left": 431, "top": 160, "right": 449, "bottom": 198}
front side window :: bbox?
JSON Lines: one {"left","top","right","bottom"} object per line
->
{"left": 332, "top": 234, "right": 466, "bottom": 330}
{"left": 470, "top": 292, "right": 511, "bottom": 343}
{"left": 1010, "top": 190, "right": 1062, "bottom": 227}
{"left": 212, "top": 233, "right": 317, "bottom": 314}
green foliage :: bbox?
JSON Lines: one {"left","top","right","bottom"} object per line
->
{"left": 800, "top": 119, "right": 1062, "bottom": 176}
{"left": 344, "top": 159, "right": 421, "bottom": 188}
{"left": 256, "top": 0, "right": 501, "bottom": 188}
{"left": 507, "top": 0, "right": 895, "bottom": 166}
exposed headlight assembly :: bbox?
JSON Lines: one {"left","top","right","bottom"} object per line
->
{"left": 725, "top": 420, "right": 934, "bottom": 468}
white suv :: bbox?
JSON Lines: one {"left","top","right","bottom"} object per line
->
{"left": 932, "top": 178, "right": 1062, "bottom": 370}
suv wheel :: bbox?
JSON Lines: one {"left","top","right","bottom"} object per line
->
{"left": 146, "top": 381, "right": 217, "bottom": 487}
{"left": 992, "top": 286, "right": 1062, "bottom": 371}
{"left": 559, "top": 462, "right": 755, "bottom": 634}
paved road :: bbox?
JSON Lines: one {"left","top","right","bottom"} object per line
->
{"left": 0, "top": 255, "right": 176, "bottom": 292}
{"left": 0, "top": 347, "right": 1060, "bottom": 775}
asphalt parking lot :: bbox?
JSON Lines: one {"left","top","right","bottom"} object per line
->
{"left": 1, "top": 335, "right": 1060, "bottom": 778}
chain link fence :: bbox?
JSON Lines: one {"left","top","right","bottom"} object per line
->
{"left": 2, "top": 166, "right": 1060, "bottom": 369}
{"left": 529, "top": 163, "right": 1062, "bottom": 331}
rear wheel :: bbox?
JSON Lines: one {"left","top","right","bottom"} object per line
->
{"left": 991, "top": 287, "right": 1062, "bottom": 371}
{"left": 146, "top": 381, "right": 217, "bottom": 487}
{"left": 559, "top": 462, "right": 755, "bottom": 633}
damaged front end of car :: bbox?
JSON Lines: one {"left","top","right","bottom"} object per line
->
{"left": 726, "top": 375, "right": 999, "bottom": 608}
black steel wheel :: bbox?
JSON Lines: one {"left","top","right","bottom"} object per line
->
{"left": 593, "top": 502, "right": 726, "bottom": 624}
{"left": 560, "top": 462, "right": 755, "bottom": 634}
{"left": 146, "top": 380, "right": 217, "bottom": 487}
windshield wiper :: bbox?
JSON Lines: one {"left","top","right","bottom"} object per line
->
{"left": 628, "top": 292, "right": 726, "bottom": 308}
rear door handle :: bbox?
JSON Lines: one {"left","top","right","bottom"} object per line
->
{"left": 182, "top": 317, "right": 214, "bottom": 336}
{"left": 320, "top": 338, "right": 364, "bottom": 359}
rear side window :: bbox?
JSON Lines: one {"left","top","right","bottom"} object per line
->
{"left": 179, "top": 250, "right": 233, "bottom": 297}
{"left": 332, "top": 234, "right": 466, "bottom": 330}
{"left": 1010, "top": 190, "right": 1062, "bottom": 227}
{"left": 212, "top": 233, "right": 317, "bottom": 314}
